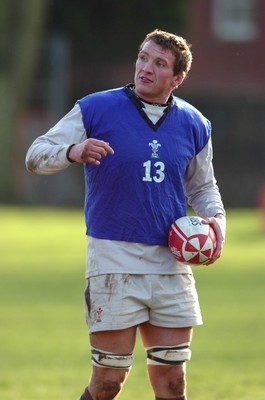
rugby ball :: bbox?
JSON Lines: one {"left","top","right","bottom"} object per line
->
{"left": 168, "top": 216, "right": 217, "bottom": 265}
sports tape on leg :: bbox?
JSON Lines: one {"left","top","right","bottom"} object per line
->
{"left": 146, "top": 342, "right": 191, "bottom": 366}
{"left": 91, "top": 346, "right": 133, "bottom": 369}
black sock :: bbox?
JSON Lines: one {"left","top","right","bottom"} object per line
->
{"left": 79, "top": 387, "right": 93, "bottom": 400}
{"left": 155, "top": 396, "right": 186, "bottom": 400}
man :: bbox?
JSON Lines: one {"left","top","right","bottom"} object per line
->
{"left": 26, "top": 29, "right": 226, "bottom": 400}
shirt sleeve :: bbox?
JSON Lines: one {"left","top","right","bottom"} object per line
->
{"left": 25, "top": 103, "right": 86, "bottom": 175}
{"left": 184, "top": 139, "right": 225, "bottom": 218}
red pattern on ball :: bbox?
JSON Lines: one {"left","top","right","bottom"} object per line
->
{"left": 168, "top": 216, "right": 216, "bottom": 265}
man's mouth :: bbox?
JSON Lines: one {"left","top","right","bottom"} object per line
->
{"left": 140, "top": 76, "right": 153, "bottom": 83}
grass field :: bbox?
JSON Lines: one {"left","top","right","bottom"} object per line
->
{"left": 0, "top": 206, "right": 265, "bottom": 400}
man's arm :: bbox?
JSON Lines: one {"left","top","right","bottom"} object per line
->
{"left": 184, "top": 139, "right": 225, "bottom": 218}
{"left": 184, "top": 140, "right": 226, "bottom": 264}
{"left": 26, "top": 103, "right": 114, "bottom": 174}
{"left": 25, "top": 104, "right": 87, "bottom": 174}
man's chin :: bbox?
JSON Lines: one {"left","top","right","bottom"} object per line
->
{"left": 134, "top": 84, "right": 153, "bottom": 98}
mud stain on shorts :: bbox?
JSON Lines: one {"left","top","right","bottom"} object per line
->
{"left": 104, "top": 274, "right": 130, "bottom": 297}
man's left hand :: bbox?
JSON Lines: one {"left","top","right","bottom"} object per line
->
{"left": 203, "top": 213, "right": 226, "bottom": 265}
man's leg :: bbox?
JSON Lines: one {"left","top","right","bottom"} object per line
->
{"left": 79, "top": 326, "right": 137, "bottom": 400}
{"left": 139, "top": 322, "right": 193, "bottom": 400}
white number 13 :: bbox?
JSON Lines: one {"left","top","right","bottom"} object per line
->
{"left": 142, "top": 160, "right": 165, "bottom": 183}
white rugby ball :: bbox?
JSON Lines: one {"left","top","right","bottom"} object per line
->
{"left": 168, "top": 216, "right": 217, "bottom": 265}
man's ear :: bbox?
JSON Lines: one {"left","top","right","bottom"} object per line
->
{"left": 171, "top": 72, "right": 185, "bottom": 89}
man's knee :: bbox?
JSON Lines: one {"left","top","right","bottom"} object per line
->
{"left": 88, "top": 345, "right": 133, "bottom": 398}
{"left": 80, "top": 378, "right": 124, "bottom": 400}
{"left": 148, "top": 363, "right": 187, "bottom": 398}
{"left": 95, "top": 379, "right": 123, "bottom": 398}
{"left": 167, "top": 366, "right": 186, "bottom": 396}
{"left": 89, "top": 372, "right": 129, "bottom": 399}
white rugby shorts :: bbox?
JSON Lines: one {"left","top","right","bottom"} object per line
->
{"left": 84, "top": 273, "right": 203, "bottom": 333}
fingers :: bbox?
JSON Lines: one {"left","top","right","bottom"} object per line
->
{"left": 71, "top": 139, "right": 114, "bottom": 164}
{"left": 202, "top": 215, "right": 226, "bottom": 266}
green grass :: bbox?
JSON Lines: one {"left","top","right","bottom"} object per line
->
{"left": 0, "top": 207, "right": 265, "bottom": 399}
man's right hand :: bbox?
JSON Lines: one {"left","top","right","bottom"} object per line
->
{"left": 68, "top": 138, "right": 114, "bottom": 165}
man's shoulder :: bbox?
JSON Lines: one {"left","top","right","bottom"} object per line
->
{"left": 78, "top": 87, "right": 125, "bottom": 105}
{"left": 77, "top": 87, "right": 129, "bottom": 122}
{"left": 172, "top": 95, "right": 209, "bottom": 125}
{"left": 173, "top": 95, "right": 201, "bottom": 114}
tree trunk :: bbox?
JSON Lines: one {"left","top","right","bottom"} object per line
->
{"left": 0, "top": 0, "right": 49, "bottom": 201}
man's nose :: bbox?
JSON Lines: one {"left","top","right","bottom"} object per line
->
{"left": 142, "top": 61, "right": 153, "bottom": 73}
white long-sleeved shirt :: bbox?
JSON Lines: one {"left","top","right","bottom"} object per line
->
{"left": 26, "top": 102, "right": 225, "bottom": 277}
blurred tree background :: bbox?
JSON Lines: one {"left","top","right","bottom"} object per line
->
{"left": 0, "top": 0, "right": 49, "bottom": 201}
{"left": 1, "top": 0, "right": 264, "bottom": 208}
{"left": 0, "top": 0, "right": 187, "bottom": 204}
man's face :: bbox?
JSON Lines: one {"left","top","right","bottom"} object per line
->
{"left": 134, "top": 40, "right": 183, "bottom": 104}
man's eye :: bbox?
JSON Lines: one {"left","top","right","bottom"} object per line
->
{"left": 140, "top": 55, "right": 147, "bottom": 61}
